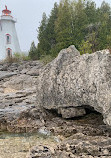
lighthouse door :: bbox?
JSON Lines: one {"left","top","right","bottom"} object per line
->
{"left": 6, "top": 48, "right": 12, "bottom": 58}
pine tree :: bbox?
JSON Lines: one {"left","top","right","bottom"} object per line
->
{"left": 37, "top": 4, "right": 58, "bottom": 58}
{"left": 45, "top": 2, "right": 58, "bottom": 56}
{"left": 97, "top": 1, "right": 111, "bottom": 50}
{"left": 71, "top": 0, "right": 88, "bottom": 48}
{"left": 36, "top": 0, "right": 111, "bottom": 58}
{"left": 29, "top": 41, "right": 39, "bottom": 60}
{"left": 37, "top": 12, "right": 49, "bottom": 57}
{"left": 85, "top": 0, "right": 97, "bottom": 24}
{"left": 54, "top": 0, "right": 74, "bottom": 55}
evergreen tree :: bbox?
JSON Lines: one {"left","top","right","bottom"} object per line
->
{"left": 97, "top": 1, "right": 111, "bottom": 50}
{"left": 85, "top": 1, "right": 97, "bottom": 24}
{"left": 45, "top": 2, "right": 58, "bottom": 56}
{"left": 54, "top": 0, "right": 74, "bottom": 55}
{"left": 35, "top": 0, "right": 111, "bottom": 58}
{"left": 106, "top": 31, "right": 111, "bottom": 49}
{"left": 37, "top": 12, "right": 49, "bottom": 57}
{"left": 37, "top": 4, "right": 58, "bottom": 58}
{"left": 71, "top": 0, "right": 88, "bottom": 48}
{"left": 29, "top": 41, "right": 39, "bottom": 60}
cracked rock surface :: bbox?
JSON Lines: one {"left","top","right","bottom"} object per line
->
{"left": 36, "top": 45, "right": 111, "bottom": 126}
{"left": 0, "top": 60, "right": 43, "bottom": 132}
{"left": 0, "top": 47, "right": 111, "bottom": 158}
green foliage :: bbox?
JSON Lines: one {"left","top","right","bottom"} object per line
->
{"left": 47, "top": 3, "right": 58, "bottom": 53}
{"left": 85, "top": 32, "right": 98, "bottom": 52}
{"left": 37, "top": 4, "right": 58, "bottom": 57}
{"left": 20, "top": 54, "right": 31, "bottom": 61}
{"left": 85, "top": 0, "right": 97, "bottom": 24}
{"left": 4, "top": 52, "right": 30, "bottom": 63}
{"left": 29, "top": 41, "right": 40, "bottom": 60}
{"left": 14, "top": 52, "right": 30, "bottom": 61}
{"left": 54, "top": 0, "right": 74, "bottom": 52}
{"left": 106, "top": 31, "right": 111, "bottom": 48}
{"left": 34, "top": 0, "right": 111, "bottom": 58}
{"left": 40, "top": 55, "right": 55, "bottom": 65}
{"left": 37, "top": 12, "right": 49, "bottom": 56}
{"left": 13, "top": 52, "right": 21, "bottom": 59}
{"left": 79, "top": 40, "right": 92, "bottom": 54}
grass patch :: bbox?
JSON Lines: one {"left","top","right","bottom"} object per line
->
{"left": 3, "top": 53, "right": 30, "bottom": 63}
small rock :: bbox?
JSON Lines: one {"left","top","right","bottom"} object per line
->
{"left": 38, "top": 127, "right": 51, "bottom": 136}
{"left": 26, "top": 145, "right": 52, "bottom": 158}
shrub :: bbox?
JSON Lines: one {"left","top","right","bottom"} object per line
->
{"left": 14, "top": 52, "right": 30, "bottom": 61}
{"left": 79, "top": 40, "right": 93, "bottom": 55}
{"left": 4, "top": 52, "right": 30, "bottom": 63}
{"left": 40, "top": 55, "right": 54, "bottom": 65}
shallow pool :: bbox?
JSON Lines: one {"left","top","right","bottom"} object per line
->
{"left": 0, "top": 132, "right": 57, "bottom": 158}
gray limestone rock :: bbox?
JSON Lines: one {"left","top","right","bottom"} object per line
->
{"left": 3, "top": 74, "right": 36, "bottom": 90}
{"left": 58, "top": 107, "right": 86, "bottom": 118}
{"left": 0, "top": 71, "right": 17, "bottom": 80}
{"left": 0, "top": 60, "right": 44, "bottom": 132}
{"left": 36, "top": 45, "right": 111, "bottom": 126}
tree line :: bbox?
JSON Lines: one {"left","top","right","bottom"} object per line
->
{"left": 29, "top": 0, "right": 111, "bottom": 60}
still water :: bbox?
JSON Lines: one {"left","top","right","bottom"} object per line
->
{"left": 0, "top": 132, "right": 56, "bottom": 158}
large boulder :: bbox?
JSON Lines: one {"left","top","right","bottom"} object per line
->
{"left": 36, "top": 45, "right": 111, "bottom": 126}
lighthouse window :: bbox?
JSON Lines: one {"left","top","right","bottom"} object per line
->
{"left": 7, "top": 36, "right": 10, "bottom": 43}
{"left": 6, "top": 34, "right": 11, "bottom": 44}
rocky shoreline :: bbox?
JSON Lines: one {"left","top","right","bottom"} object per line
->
{"left": 0, "top": 46, "right": 111, "bottom": 157}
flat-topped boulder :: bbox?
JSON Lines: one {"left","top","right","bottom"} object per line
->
{"left": 36, "top": 45, "right": 111, "bottom": 126}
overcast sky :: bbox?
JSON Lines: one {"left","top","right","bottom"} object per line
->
{"left": 0, "top": 0, "right": 111, "bottom": 52}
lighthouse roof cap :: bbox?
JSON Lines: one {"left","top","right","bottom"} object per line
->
{"left": 2, "top": 5, "right": 11, "bottom": 16}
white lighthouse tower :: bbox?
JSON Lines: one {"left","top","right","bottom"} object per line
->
{"left": 0, "top": 6, "right": 21, "bottom": 60}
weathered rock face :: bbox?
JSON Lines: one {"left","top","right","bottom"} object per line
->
{"left": 36, "top": 45, "right": 111, "bottom": 126}
{"left": 0, "top": 71, "right": 17, "bottom": 80}
{"left": 0, "top": 60, "right": 44, "bottom": 132}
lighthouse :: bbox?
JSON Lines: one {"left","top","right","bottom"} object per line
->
{"left": 0, "top": 6, "right": 21, "bottom": 60}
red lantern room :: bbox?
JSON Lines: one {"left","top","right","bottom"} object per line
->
{"left": 2, "top": 5, "right": 11, "bottom": 16}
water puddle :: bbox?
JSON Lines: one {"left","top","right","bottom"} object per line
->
{"left": 0, "top": 132, "right": 57, "bottom": 158}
